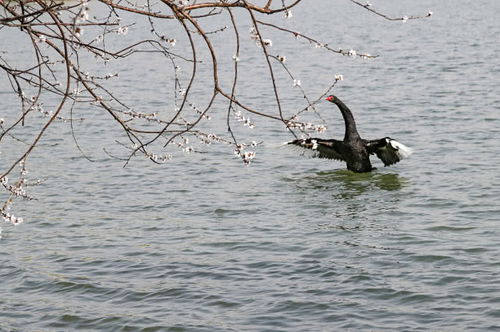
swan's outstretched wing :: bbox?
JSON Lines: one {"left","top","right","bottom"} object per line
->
{"left": 286, "top": 138, "right": 345, "bottom": 161}
{"left": 365, "top": 137, "right": 413, "bottom": 166}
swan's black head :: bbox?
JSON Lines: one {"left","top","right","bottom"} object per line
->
{"left": 325, "top": 95, "right": 337, "bottom": 103}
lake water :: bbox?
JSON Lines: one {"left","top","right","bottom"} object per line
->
{"left": 1, "top": 0, "right": 500, "bottom": 331}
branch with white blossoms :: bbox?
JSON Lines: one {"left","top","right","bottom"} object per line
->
{"left": 114, "top": 141, "right": 173, "bottom": 164}
{"left": 249, "top": 27, "right": 273, "bottom": 48}
{"left": 0, "top": 160, "right": 36, "bottom": 225}
{"left": 255, "top": 20, "right": 378, "bottom": 59}
{"left": 194, "top": 132, "right": 233, "bottom": 145}
{"left": 26, "top": 100, "right": 72, "bottom": 123}
{"left": 234, "top": 144, "right": 257, "bottom": 165}
{"left": 121, "top": 110, "right": 161, "bottom": 122}
{"left": 173, "top": 136, "right": 195, "bottom": 153}
{"left": 1, "top": 177, "right": 33, "bottom": 201}
{"left": 349, "top": 0, "right": 432, "bottom": 22}
{"left": 286, "top": 120, "right": 327, "bottom": 134}
{"left": 233, "top": 108, "right": 255, "bottom": 129}
{"left": 1, "top": 209, "right": 24, "bottom": 226}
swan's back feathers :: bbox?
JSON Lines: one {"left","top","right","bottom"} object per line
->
{"left": 287, "top": 138, "right": 345, "bottom": 161}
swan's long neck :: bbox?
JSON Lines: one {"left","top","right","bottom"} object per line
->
{"left": 334, "top": 99, "right": 359, "bottom": 141}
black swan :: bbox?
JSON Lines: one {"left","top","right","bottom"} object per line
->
{"left": 287, "top": 95, "right": 412, "bottom": 172}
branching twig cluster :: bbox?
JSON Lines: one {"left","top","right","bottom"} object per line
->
{"left": 0, "top": 0, "right": 431, "bottom": 225}
{"left": 349, "top": 0, "right": 432, "bottom": 22}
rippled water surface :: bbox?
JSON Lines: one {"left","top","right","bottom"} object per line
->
{"left": 2, "top": 0, "right": 500, "bottom": 331}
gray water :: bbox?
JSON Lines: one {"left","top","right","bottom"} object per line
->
{"left": 1, "top": 0, "right": 500, "bottom": 331}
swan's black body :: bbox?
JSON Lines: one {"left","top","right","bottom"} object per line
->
{"left": 288, "top": 95, "right": 412, "bottom": 173}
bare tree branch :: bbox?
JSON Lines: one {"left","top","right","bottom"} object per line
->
{"left": 0, "top": 0, "right": 431, "bottom": 224}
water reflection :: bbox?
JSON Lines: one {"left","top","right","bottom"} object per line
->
{"left": 287, "top": 169, "right": 409, "bottom": 224}
{"left": 291, "top": 169, "right": 408, "bottom": 199}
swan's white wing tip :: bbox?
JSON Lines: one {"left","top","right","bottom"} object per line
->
{"left": 282, "top": 139, "right": 320, "bottom": 158}
{"left": 389, "top": 139, "right": 413, "bottom": 159}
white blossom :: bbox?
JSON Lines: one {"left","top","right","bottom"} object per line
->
{"left": 232, "top": 54, "right": 240, "bottom": 62}
{"left": 243, "top": 151, "right": 255, "bottom": 162}
{"left": 277, "top": 55, "right": 287, "bottom": 63}
{"left": 402, "top": 16, "right": 409, "bottom": 23}
{"left": 74, "top": 27, "right": 83, "bottom": 38}
{"left": 233, "top": 110, "right": 255, "bottom": 128}
{"left": 261, "top": 39, "right": 273, "bottom": 47}
{"left": 293, "top": 79, "right": 301, "bottom": 87}
{"left": 348, "top": 49, "right": 357, "bottom": 57}
{"left": 91, "top": 96, "right": 103, "bottom": 105}
{"left": 249, "top": 27, "right": 258, "bottom": 39}
{"left": 77, "top": 10, "right": 89, "bottom": 22}
{"left": 311, "top": 139, "right": 318, "bottom": 150}
{"left": 117, "top": 26, "right": 128, "bottom": 35}
{"left": 36, "top": 35, "right": 47, "bottom": 43}
{"left": 1, "top": 211, "right": 24, "bottom": 225}
{"left": 315, "top": 124, "right": 326, "bottom": 132}
{"left": 335, "top": 74, "right": 344, "bottom": 81}
{"left": 244, "top": 118, "right": 254, "bottom": 128}
{"left": 235, "top": 147, "right": 256, "bottom": 165}
{"left": 287, "top": 122, "right": 326, "bottom": 133}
